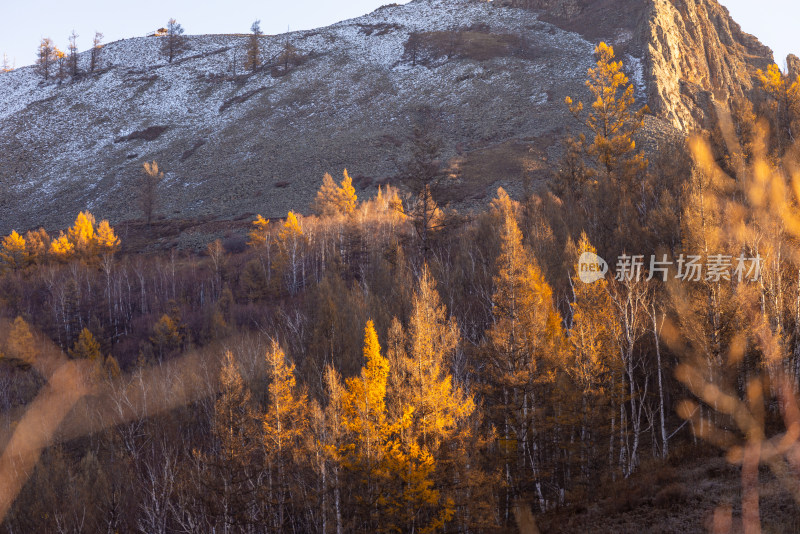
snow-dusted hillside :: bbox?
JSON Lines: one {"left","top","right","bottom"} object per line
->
{"left": 0, "top": 0, "right": 605, "bottom": 232}
{"left": 1, "top": 0, "right": 769, "bottom": 233}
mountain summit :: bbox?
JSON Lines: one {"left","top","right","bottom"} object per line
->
{"left": 0, "top": 0, "right": 779, "bottom": 233}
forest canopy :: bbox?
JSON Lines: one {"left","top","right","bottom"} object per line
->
{"left": 1, "top": 43, "right": 800, "bottom": 532}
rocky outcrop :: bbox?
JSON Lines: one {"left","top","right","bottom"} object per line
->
{"left": 506, "top": 0, "right": 774, "bottom": 131}
{"left": 788, "top": 54, "right": 800, "bottom": 81}
{"left": 643, "top": 0, "right": 774, "bottom": 131}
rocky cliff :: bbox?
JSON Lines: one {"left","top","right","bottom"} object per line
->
{"left": 0, "top": 0, "right": 785, "bottom": 234}
{"left": 643, "top": 0, "right": 774, "bottom": 129}
{"left": 505, "top": 0, "right": 775, "bottom": 130}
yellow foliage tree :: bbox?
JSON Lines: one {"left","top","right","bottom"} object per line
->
{"left": 69, "top": 328, "right": 102, "bottom": 361}
{"left": 94, "top": 219, "right": 120, "bottom": 254}
{"left": 313, "top": 170, "right": 358, "bottom": 217}
{"left": 247, "top": 214, "right": 270, "bottom": 249}
{"left": 50, "top": 232, "right": 74, "bottom": 260}
{"left": 565, "top": 42, "right": 649, "bottom": 251}
{"left": 0, "top": 231, "right": 28, "bottom": 271}
{"left": 262, "top": 340, "right": 309, "bottom": 530}
{"left": 757, "top": 63, "right": 800, "bottom": 145}
{"left": 276, "top": 212, "right": 306, "bottom": 294}
{"left": 385, "top": 267, "right": 478, "bottom": 530}
{"left": 339, "top": 320, "right": 407, "bottom": 532}
{"left": 342, "top": 320, "right": 390, "bottom": 464}
{"left": 7, "top": 317, "right": 37, "bottom": 365}
{"left": 150, "top": 314, "right": 183, "bottom": 361}
{"left": 24, "top": 228, "right": 50, "bottom": 263}
{"left": 67, "top": 211, "right": 96, "bottom": 254}
{"left": 382, "top": 429, "right": 448, "bottom": 534}
{"left": 375, "top": 184, "right": 405, "bottom": 218}
{"left": 400, "top": 266, "right": 474, "bottom": 447}
{"left": 566, "top": 42, "right": 648, "bottom": 177}
{"left": 103, "top": 355, "right": 121, "bottom": 379}
{"left": 141, "top": 161, "right": 164, "bottom": 225}
{"left": 567, "top": 232, "right": 619, "bottom": 396}
{"left": 484, "top": 190, "right": 566, "bottom": 511}
{"left": 564, "top": 232, "right": 622, "bottom": 484}
{"left": 202, "top": 350, "right": 260, "bottom": 529}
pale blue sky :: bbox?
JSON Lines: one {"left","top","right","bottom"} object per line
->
{"left": 0, "top": 1, "right": 797, "bottom": 69}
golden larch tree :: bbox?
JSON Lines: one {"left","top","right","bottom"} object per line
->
{"left": 276, "top": 212, "right": 306, "bottom": 294}
{"left": 67, "top": 211, "right": 96, "bottom": 254}
{"left": 141, "top": 161, "right": 164, "bottom": 225}
{"left": 564, "top": 232, "right": 622, "bottom": 486}
{"left": 94, "top": 220, "right": 120, "bottom": 254}
{"left": 262, "top": 340, "right": 308, "bottom": 531}
{"left": 150, "top": 314, "right": 183, "bottom": 361}
{"left": 199, "top": 350, "right": 260, "bottom": 529}
{"left": 566, "top": 42, "right": 648, "bottom": 177}
{"left": 247, "top": 215, "right": 270, "bottom": 249}
{"left": 0, "top": 231, "right": 28, "bottom": 271}
{"left": 24, "top": 228, "right": 50, "bottom": 263}
{"left": 483, "top": 189, "right": 565, "bottom": 514}
{"left": 387, "top": 267, "right": 478, "bottom": 531}
{"left": 7, "top": 317, "right": 37, "bottom": 365}
{"left": 340, "top": 320, "right": 392, "bottom": 530}
{"left": 565, "top": 41, "right": 649, "bottom": 252}
{"left": 313, "top": 170, "right": 358, "bottom": 217}
{"left": 69, "top": 328, "right": 102, "bottom": 361}
{"left": 757, "top": 63, "right": 800, "bottom": 146}
{"left": 50, "top": 232, "right": 75, "bottom": 260}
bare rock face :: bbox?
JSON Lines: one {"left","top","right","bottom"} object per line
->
{"left": 788, "top": 54, "right": 800, "bottom": 81}
{"left": 643, "top": 0, "right": 774, "bottom": 130}
{"left": 512, "top": 0, "right": 775, "bottom": 131}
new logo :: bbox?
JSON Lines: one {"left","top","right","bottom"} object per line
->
{"left": 578, "top": 252, "right": 608, "bottom": 284}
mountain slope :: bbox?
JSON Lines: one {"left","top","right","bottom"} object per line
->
{"left": 0, "top": 0, "right": 777, "bottom": 234}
